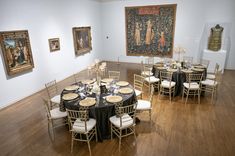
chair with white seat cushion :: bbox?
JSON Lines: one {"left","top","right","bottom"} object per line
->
{"left": 45, "top": 80, "right": 61, "bottom": 108}
{"left": 159, "top": 71, "right": 176, "bottom": 101}
{"left": 201, "top": 70, "right": 221, "bottom": 103}
{"left": 134, "top": 74, "right": 144, "bottom": 99}
{"left": 142, "top": 66, "right": 160, "bottom": 92}
{"left": 109, "top": 103, "right": 137, "bottom": 151}
{"left": 42, "top": 97, "right": 67, "bottom": 140}
{"left": 136, "top": 85, "right": 154, "bottom": 121}
{"left": 66, "top": 109, "right": 97, "bottom": 155}
{"left": 182, "top": 73, "right": 203, "bottom": 104}
{"left": 207, "top": 63, "right": 219, "bottom": 80}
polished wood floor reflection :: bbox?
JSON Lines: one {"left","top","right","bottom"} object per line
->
{"left": 0, "top": 61, "right": 235, "bottom": 156}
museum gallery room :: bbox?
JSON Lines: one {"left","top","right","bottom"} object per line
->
{"left": 0, "top": 0, "right": 235, "bottom": 155}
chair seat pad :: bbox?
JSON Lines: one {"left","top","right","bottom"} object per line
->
{"left": 201, "top": 79, "right": 217, "bottom": 86}
{"left": 141, "top": 71, "right": 153, "bottom": 77}
{"left": 135, "top": 89, "right": 142, "bottom": 97}
{"left": 161, "top": 80, "right": 176, "bottom": 88}
{"left": 183, "top": 82, "right": 200, "bottom": 90}
{"left": 50, "top": 108, "right": 67, "bottom": 119}
{"left": 137, "top": 100, "right": 151, "bottom": 110}
{"left": 73, "top": 118, "right": 96, "bottom": 133}
{"left": 144, "top": 76, "right": 160, "bottom": 83}
{"left": 207, "top": 74, "right": 215, "bottom": 80}
{"left": 51, "top": 95, "right": 61, "bottom": 104}
{"left": 109, "top": 114, "right": 133, "bottom": 129}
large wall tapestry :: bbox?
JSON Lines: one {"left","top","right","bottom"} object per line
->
{"left": 125, "top": 4, "right": 177, "bottom": 57}
{"left": 0, "top": 30, "right": 34, "bottom": 76}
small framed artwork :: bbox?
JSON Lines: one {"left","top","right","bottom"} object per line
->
{"left": 48, "top": 38, "right": 60, "bottom": 52}
{"left": 72, "top": 27, "right": 92, "bottom": 56}
{"left": 0, "top": 30, "right": 34, "bottom": 76}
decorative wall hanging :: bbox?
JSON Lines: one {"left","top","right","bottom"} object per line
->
{"left": 208, "top": 24, "right": 223, "bottom": 51}
{"left": 125, "top": 4, "right": 177, "bottom": 57}
{"left": 49, "top": 38, "right": 60, "bottom": 52}
{"left": 72, "top": 27, "right": 92, "bottom": 56}
{"left": 0, "top": 30, "right": 34, "bottom": 75}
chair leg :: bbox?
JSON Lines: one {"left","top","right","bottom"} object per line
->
{"left": 198, "top": 90, "right": 200, "bottom": 104}
{"left": 182, "top": 87, "right": 184, "bottom": 101}
{"left": 86, "top": 134, "right": 92, "bottom": 156}
{"left": 185, "top": 89, "right": 189, "bottom": 105}
{"left": 169, "top": 89, "right": 171, "bottom": 101}
{"left": 71, "top": 133, "right": 74, "bottom": 153}
{"left": 119, "top": 130, "right": 122, "bottom": 152}
{"left": 149, "top": 109, "right": 151, "bottom": 121}
{"left": 111, "top": 124, "right": 113, "bottom": 139}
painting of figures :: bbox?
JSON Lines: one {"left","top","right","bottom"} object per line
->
{"left": 125, "top": 4, "right": 177, "bottom": 57}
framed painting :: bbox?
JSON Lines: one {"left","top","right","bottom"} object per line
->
{"left": 0, "top": 30, "right": 34, "bottom": 76}
{"left": 48, "top": 38, "right": 60, "bottom": 52}
{"left": 125, "top": 4, "right": 177, "bottom": 57}
{"left": 72, "top": 27, "right": 92, "bottom": 56}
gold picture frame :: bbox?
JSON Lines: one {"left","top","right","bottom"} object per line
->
{"left": 48, "top": 38, "right": 60, "bottom": 52}
{"left": 0, "top": 30, "right": 34, "bottom": 76}
{"left": 72, "top": 27, "right": 92, "bottom": 56}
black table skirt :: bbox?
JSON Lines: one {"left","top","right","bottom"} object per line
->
{"left": 59, "top": 83, "right": 137, "bottom": 141}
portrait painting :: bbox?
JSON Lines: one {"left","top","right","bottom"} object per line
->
{"left": 0, "top": 30, "right": 34, "bottom": 76}
{"left": 49, "top": 38, "right": 60, "bottom": 52}
{"left": 72, "top": 27, "right": 92, "bottom": 56}
{"left": 125, "top": 4, "right": 177, "bottom": 57}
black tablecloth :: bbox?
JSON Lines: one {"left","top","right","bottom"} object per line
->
{"left": 59, "top": 82, "right": 137, "bottom": 141}
{"left": 152, "top": 66, "right": 207, "bottom": 96}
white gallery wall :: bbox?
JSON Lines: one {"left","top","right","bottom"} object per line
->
{"left": 100, "top": 0, "right": 235, "bottom": 69}
{"left": 0, "top": 0, "right": 102, "bottom": 108}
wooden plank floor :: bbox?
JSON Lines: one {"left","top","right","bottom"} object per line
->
{"left": 0, "top": 61, "right": 235, "bottom": 156}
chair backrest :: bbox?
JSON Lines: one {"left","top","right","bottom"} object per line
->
{"left": 45, "top": 80, "right": 58, "bottom": 99}
{"left": 144, "top": 57, "right": 154, "bottom": 66}
{"left": 200, "top": 59, "right": 210, "bottom": 68}
{"left": 160, "top": 71, "right": 173, "bottom": 82}
{"left": 73, "top": 73, "right": 80, "bottom": 83}
{"left": 114, "top": 101, "right": 123, "bottom": 117}
{"left": 142, "top": 65, "right": 152, "bottom": 78}
{"left": 215, "top": 69, "right": 222, "bottom": 84}
{"left": 183, "top": 56, "right": 193, "bottom": 62}
{"left": 118, "top": 103, "right": 137, "bottom": 127}
{"left": 42, "top": 97, "right": 51, "bottom": 119}
{"left": 134, "top": 74, "right": 144, "bottom": 92}
{"left": 108, "top": 70, "right": 120, "bottom": 80}
{"left": 66, "top": 109, "right": 89, "bottom": 132}
{"left": 185, "top": 73, "right": 203, "bottom": 84}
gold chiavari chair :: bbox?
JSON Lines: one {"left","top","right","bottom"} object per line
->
{"left": 42, "top": 97, "right": 67, "bottom": 140}
{"left": 134, "top": 74, "right": 145, "bottom": 99}
{"left": 45, "top": 80, "right": 61, "bottom": 108}
{"left": 66, "top": 109, "right": 97, "bottom": 156}
{"left": 136, "top": 85, "right": 154, "bottom": 121}
{"left": 207, "top": 63, "right": 219, "bottom": 80}
{"left": 109, "top": 103, "right": 137, "bottom": 151}
{"left": 201, "top": 70, "right": 222, "bottom": 103}
{"left": 182, "top": 73, "right": 203, "bottom": 104}
{"left": 142, "top": 66, "right": 160, "bottom": 92}
{"left": 159, "top": 71, "right": 176, "bottom": 101}
{"left": 108, "top": 70, "right": 120, "bottom": 81}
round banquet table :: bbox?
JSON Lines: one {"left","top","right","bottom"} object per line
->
{"left": 152, "top": 65, "right": 207, "bottom": 96}
{"left": 59, "top": 81, "right": 137, "bottom": 141}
